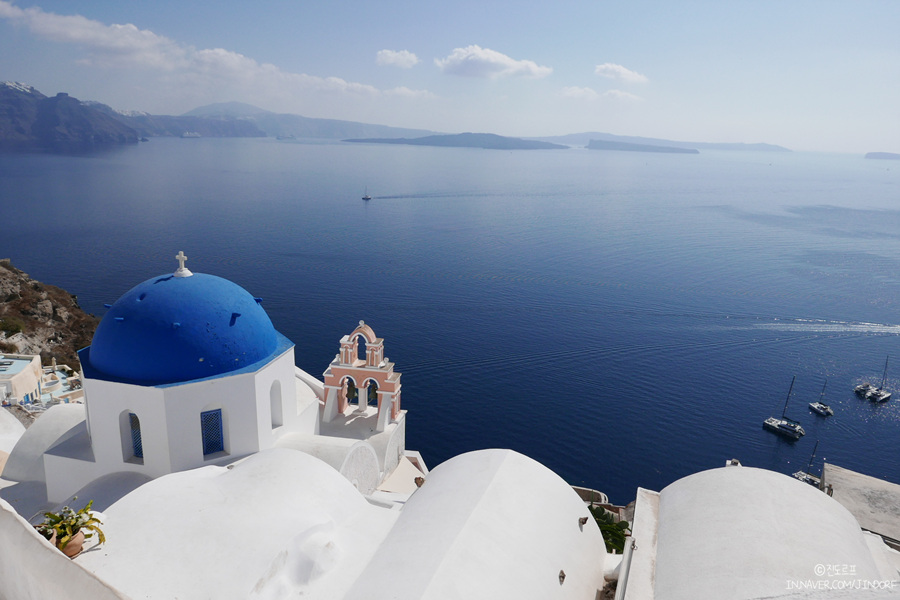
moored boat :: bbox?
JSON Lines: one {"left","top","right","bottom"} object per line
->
{"left": 868, "top": 388, "right": 891, "bottom": 402}
{"left": 792, "top": 440, "right": 822, "bottom": 487}
{"left": 763, "top": 376, "right": 805, "bottom": 440}
{"left": 808, "top": 380, "right": 833, "bottom": 416}
{"left": 809, "top": 402, "right": 833, "bottom": 416}
{"left": 763, "top": 416, "right": 805, "bottom": 440}
{"left": 866, "top": 356, "right": 891, "bottom": 402}
{"left": 793, "top": 471, "right": 821, "bottom": 487}
{"left": 854, "top": 382, "right": 875, "bottom": 398}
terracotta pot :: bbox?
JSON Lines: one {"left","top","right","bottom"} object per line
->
{"left": 59, "top": 530, "right": 85, "bottom": 558}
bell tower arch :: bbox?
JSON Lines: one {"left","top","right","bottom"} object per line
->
{"left": 322, "top": 321, "right": 402, "bottom": 431}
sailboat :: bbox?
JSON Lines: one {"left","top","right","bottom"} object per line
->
{"left": 855, "top": 355, "right": 890, "bottom": 400}
{"left": 808, "top": 379, "right": 834, "bottom": 416}
{"left": 362, "top": 187, "right": 371, "bottom": 201}
{"left": 867, "top": 356, "right": 891, "bottom": 402}
{"left": 792, "top": 440, "right": 821, "bottom": 487}
{"left": 763, "top": 376, "right": 806, "bottom": 440}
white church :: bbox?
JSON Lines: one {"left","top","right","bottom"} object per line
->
{"left": 1, "top": 254, "right": 898, "bottom": 599}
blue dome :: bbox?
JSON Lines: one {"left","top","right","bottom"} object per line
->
{"left": 89, "top": 273, "right": 278, "bottom": 384}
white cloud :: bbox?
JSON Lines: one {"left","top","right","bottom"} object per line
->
{"left": 435, "top": 45, "right": 552, "bottom": 79}
{"left": 385, "top": 86, "right": 434, "bottom": 99}
{"left": 0, "top": 1, "right": 186, "bottom": 70}
{"left": 561, "top": 86, "right": 600, "bottom": 101}
{"left": 604, "top": 89, "right": 643, "bottom": 101}
{"left": 376, "top": 49, "right": 419, "bottom": 69}
{"left": 0, "top": 1, "right": 385, "bottom": 99}
{"left": 561, "top": 87, "right": 641, "bottom": 102}
{"left": 594, "top": 63, "right": 648, "bottom": 84}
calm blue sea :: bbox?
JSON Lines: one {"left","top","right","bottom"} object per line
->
{"left": 3, "top": 138, "right": 900, "bottom": 503}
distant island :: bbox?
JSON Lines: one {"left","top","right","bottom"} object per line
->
{"left": 0, "top": 83, "right": 435, "bottom": 152}
{"left": 344, "top": 133, "right": 568, "bottom": 150}
{"left": 1, "top": 80, "right": 791, "bottom": 155}
{"left": 587, "top": 139, "right": 699, "bottom": 154}
{"left": 534, "top": 132, "right": 791, "bottom": 153}
{"left": 865, "top": 152, "right": 900, "bottom": 160}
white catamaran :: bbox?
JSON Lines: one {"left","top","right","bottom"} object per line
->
{"left": 809, "top": 379, "right": 834, "bottom": 416}
{"left": 792, "top": 440, "right": 822, "bottom": 487}
{"left": 856, "top": 356, "right": 891, "bottom": 402}
{"left": 763, "top": 376, "right": 806, "bottom": 440}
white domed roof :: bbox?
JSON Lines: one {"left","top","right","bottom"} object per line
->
{"left": 655, "top": 466, "right": 883, "bottom": 600}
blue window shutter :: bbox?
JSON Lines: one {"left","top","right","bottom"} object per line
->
{"left": 201, "top": 409, "right": 224, "bottom": 455}
{"left": 129, "top": 413, "right": 143, "bottom": 459}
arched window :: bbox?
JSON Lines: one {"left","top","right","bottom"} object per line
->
{"left": 270, "top": 380, "right": 283, "bottom": 428}
{"left": 130, "top": 413, "right": 143, "bottom": 459}
{"left": 345, "top": 378, "right": 359, "bottom": 407}
{"left": 367, "top": 381, "right": 379, "bottom": 406}
{"left": 120, "top": 410, "right": 144, "bottom": 464}
{"left": 201, "top": 409, "right": 225, "bottom": 456}
{"left": 356, "top": 335, "right": 367, "bottom": 363}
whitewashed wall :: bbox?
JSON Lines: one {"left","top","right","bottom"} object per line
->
{"left": 0, "top": 498, "right": 126, "bottom": 600}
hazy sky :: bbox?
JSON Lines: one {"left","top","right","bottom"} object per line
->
{"left": 1, "top": 1, "right": 897, "bottom": 153}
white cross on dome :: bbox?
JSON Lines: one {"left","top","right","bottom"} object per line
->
{"left": 174, "top": 250, "right": 193, "bottom": 277}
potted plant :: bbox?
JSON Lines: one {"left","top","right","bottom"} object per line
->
{"left": 588, "top": 504, "right": 630, "bottom": 554}
{"left": 36, "top": 498, "right": 105, "bottom": 558}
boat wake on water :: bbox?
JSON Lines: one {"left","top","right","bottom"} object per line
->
{"left": 751, "top": 318, "right": 900, "bottom": 335}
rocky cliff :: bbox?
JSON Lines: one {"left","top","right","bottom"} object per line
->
{"left": 0, "top": 82, "right": 138, "bottom": 152}
{"left": 86, "top": 101, "right": 267, "bottom": 138}
{"left": 0, "top": 260, "right": 99, "bottom": 369}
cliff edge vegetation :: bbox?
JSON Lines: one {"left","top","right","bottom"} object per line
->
{"left": 0, "top": 260, "right": 99, "bottom": 369}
